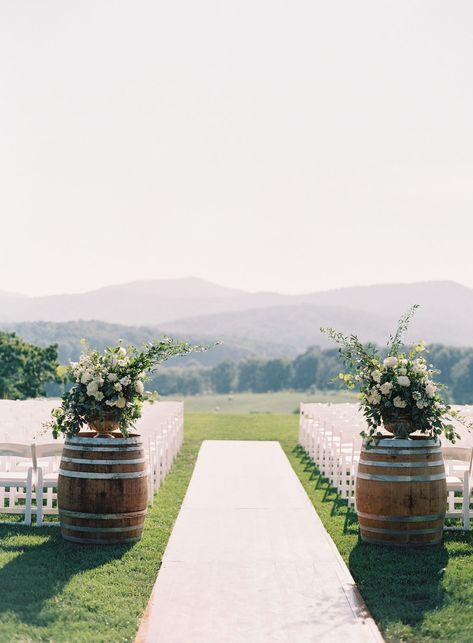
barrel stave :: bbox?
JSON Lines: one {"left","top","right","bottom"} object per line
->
{"left": 356, "top": 438, "right": 447, "bottom": 546}
{"left": 58, "top": 433, "right": 148, "bottom": 544}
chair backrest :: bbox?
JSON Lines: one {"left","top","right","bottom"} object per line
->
{"left": 31, "top": 442, "right": 64, "bottom": 471}
{"left": 442, "top": 446, "right": 473, "bottom": 465}
{"left": 0, "top": 443, "right": 32, "bottom": 458}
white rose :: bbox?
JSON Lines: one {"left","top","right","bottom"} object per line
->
{"left": 371, "top": 370, "right": 382, "bottom": 383}
{"left": 114, "top": 383, "right": 123, "bottom": 392}
{"left": 393, "top": 396, "right": 407, "bottom": 408}
{"left": 93, "top": 391, "right": 104, "bottom": 402}
{"left": 120, "top": 376, "right": 131, "bottom": 386}
{"left": 135, "top": 380, "right": 144, "bottom": 395}
{"left": 398, "top": 368, "right": 407, "bottom": 376}
{"left": 118, "top": 347, "right": 127, "bottom": 358}
{"left": 115, "top": 397, "right": 126, "bottom": 409}
{"left": 397, "top": 376, "right": 411, "bottom": 387}
{"left": 425, "top": 382, "right": 437, "bottom": 398}
{"left": 416, "top": 400, "right": 426, "bottom": 409}
{"left": 380, "top": 382, "right": 393, "bottom": 395}
{"left": 413, "top": 360, "right": 427, "bottom": 374}
{"left": 86, "top": 381, "right": 99, "bottom": 396}
{"left": 371, "top": 391, "right": 381, "bottom": 405}
{"left": 383, "top": 356, "right": 398, "bottom": 368}
{"left": 80, "top": 371, "right": 93, "bottom": 384}
{"left": 108, "top": 373, "right": 118, "bottom": 382}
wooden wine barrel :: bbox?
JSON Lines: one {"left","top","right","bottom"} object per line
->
{"left": 58, "top": 433, "right": 148, "bottom": 544}
{"left": 356, "top": 437, "right": 447, "bottom": 546}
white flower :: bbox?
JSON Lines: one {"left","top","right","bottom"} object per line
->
{"left": 416, "top": 400, "right": 426, "bottom": 409}
{"left": 371, "top": 391, "right": 381, "bottom": 404}
{"left": 400, "top": 359, "right": 408, "bottom": 366}
{"left": 413, "top": 359, "right": 427, "bottom": 374}
{"left": 108, "top": 373, "right": 118, "bottom": 382}
{"left": 80, "top": 371, "right": 93, "bottom": 384}
{"left": 397, "top": 376, "right": 411, "bottom": 387}
{"left": 425, "top": 382, "right": 437, "bottom": 398}
{"left": 117, "top": 347, "right": 127, "bottom": 358}
{"left": 383, "top": 356, "right": 398, "bottom": 368}
{"left": 393, "top": 396, "right": 407, "bottom": 408}
{"left": 366, "top": 389, "right": 381, "bottom": 405}
{"left": 120, "top": 376, "right": 131, "bottom": 387}
{"left": 115, "top": 397, "right": 126, "bottom": 409}
{"left": 380, "top": 382, "right": 393, "bottom": 395}
{"left": 371, "top": 370, "right": 382, "bottom": 383}
{"left": 135, "top": 380, "right": 144, "bottom": 395}
{"left": 105, "top": 399, "right": 116, "bottom": 407}
{"left": 114, "top": 383, "right": 123, "bottom": 392}
{"left": 93, "top": 391, "right": 104, "bottom": 402}
{"left": 398, "top": 368, "right": 407, "bottom": 376}
{"left": 86, "top": 381, "right": 100, "bottom": 397}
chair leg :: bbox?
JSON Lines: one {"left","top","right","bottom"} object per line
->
{"left": 25, "top": 468, "right": 33, "bottom": 527}
{"left": 463, "top": 472, "right": 470, "bottom": 531}
{"left": 36, "top": 469, "right": 44, "bottom": 527}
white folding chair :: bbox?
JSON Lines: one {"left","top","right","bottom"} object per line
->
{"left": 0, "top": 443, "right": 34, "bottom": 526}
{"left": 32, "top": 442, "right": 63, "bottom": 527}
{"left": 443, "top": 446, "right": 473, "bottom": 531}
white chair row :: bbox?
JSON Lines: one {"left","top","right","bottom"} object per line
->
{"left": 299, "top": 402, "right": 473, "bottom": 530}
{"left": 0, "top": 442, "right": 62, "bottom": 526}
{"left": 0, "top": 401, "right": 186, "bottom": 523}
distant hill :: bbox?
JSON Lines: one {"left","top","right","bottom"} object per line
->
{"left": 2, "top": 279, "right": 473, "bottom": 353}
{"left": 0, "top": 278, "right": 286, "bottom": 325}
{"left": 0, "top": 320, "right": 293, "bottom": 366}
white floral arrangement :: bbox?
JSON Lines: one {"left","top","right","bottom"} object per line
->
{"left": 321, "top": 306, "right": 460, "bottom": 442}
{"left": 46, "top": 338, "right": 204, "bottom": 438}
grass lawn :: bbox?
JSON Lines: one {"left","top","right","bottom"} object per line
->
{"left": 0, "top": 412, "right": 472, "bottom": 641}
{"left": 160, "top": 389, "right": 356, "bottom": 414}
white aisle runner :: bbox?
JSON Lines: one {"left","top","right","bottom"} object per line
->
{"left": 136, "top": 441, "right": 383, "bottom": 643}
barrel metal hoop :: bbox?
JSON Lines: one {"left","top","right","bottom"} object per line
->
{"left": 59, "top": 508, "right": 147, "bottom": 520}
{"left": 61, "top": 456, "right": 146, "bottom": 466}
{"left": 359, "top": 460, "right": 444, "bottom": 469}
{"left": 362, "top": 448, "right": 441, "bottom": 456}
{"left": 361, "top": 536, "right": 443, "bottom": 547}
{"left": 63, "top": 445, "right": 143, "bottom": 453}
{"left": 61, "top": 534, "right": 142, "bottom": 545}
{"left": 356, "top": 472, "right": 446, "bottom": 483}
{"left": 361, "top": 525, "right": 443, "bottom": 536}
{"left": 59, "top": 469, "right": 148, "bottom": 480}
{"left": 364, "top": 438, "right": 440, "bottom": 448}
{"left": 357, "top": 511, "right": 446, "bottom": 523}
{"left": 60, "top": 523, "right": 142, "bottom": 533}
{"left": 67, "top": 436, "right": 141, "bottom": 446}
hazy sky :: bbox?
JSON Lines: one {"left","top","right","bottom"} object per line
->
{"left": 1, "top": 1, "right": 472, "bottom": 296}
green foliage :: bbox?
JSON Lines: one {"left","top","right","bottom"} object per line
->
{"left": 0, "top": 331, "right": 59, "bottom": 399}
{"left": 321, "top": 307, "right": 459, "bottom": 442}
{"left": 47, "top": 339, "right": 207, "bottom": 437}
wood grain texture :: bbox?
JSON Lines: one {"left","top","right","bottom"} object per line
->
{"left": 356, "top": 437, "right": 447, "bottom": 546}
{"left": 58, "top": 432, "right": 148, "bottom": 544}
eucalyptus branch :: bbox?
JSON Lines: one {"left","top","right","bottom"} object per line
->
{"left": 388, "top": 304, "right": 419, "bottom": 356}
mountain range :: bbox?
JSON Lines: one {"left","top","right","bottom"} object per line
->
{"left": 1, "top": 278, "right": 473, "bottom": 359}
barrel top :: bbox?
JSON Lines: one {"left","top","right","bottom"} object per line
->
{"left": 363, "top": 437, "right": 441, "bottom": 449}
{"left": 66, "top": 433, "right": 142, "bottom": 447}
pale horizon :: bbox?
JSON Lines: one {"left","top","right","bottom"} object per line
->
{"left": 1, "top": 1, "right": 472, "bottom": 297}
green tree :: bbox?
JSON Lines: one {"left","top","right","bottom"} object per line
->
{"left": 0, "top": 331, "right": 59, "bottom": 399}
{"left": 210, "top": 361, "right": 237, "bottom": 393}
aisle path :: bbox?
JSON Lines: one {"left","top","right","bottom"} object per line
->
{"left": 136, "top": 441, "right": 383, "bottom": 643}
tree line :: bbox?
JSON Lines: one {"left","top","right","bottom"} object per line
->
{"left": 149, "top": 344, "right": 473, "bottom": 404}
{"left": 3, "top": 330, "right": 473, "bottom": 404}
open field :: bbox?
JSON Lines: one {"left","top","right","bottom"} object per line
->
{"left": 0, "top": 413, "right": 472, "bottom": 641}
{"left": 160, "top": 389, "right": 357, "bottom": 414}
